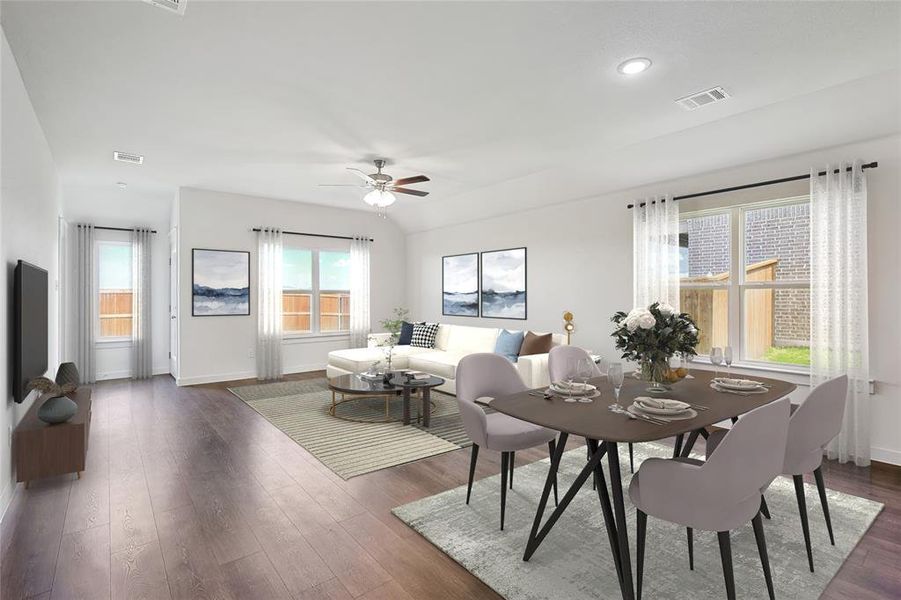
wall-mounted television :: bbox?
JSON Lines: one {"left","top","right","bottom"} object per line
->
{"left": 13, "top": 260, "right": 48, "bottom": 403}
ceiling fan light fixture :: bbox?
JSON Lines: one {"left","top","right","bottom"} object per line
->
{"left": 364, "top": 189, "right": 396, "bottom": 208}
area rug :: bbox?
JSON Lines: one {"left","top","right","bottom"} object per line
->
{"left": 392, "top": 442, "right": 883, "bottom": 600}
{"left": 228, "top": 378, "right": 471, "bottom": 479}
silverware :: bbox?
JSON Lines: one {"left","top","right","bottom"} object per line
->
{"left": 689, "top": 403, "right": 709, "bottom": 411}
{"left": 529, "top": 391, "right": 553, "bottom": 400}
{"left": 608, "top": 404, "right": 667, "bottom": 425}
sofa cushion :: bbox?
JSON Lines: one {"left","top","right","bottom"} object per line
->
{"left": 520, "top": 331, "right": 553, "bottom": 356}
{"left": 328, "top": 345, "right": 429, "bottom": 373}
{"left": 398, "top": 321, "right": 416, "bottom": 345}
{"left": 411, "top": 323, "right": 440, "bottom": 348}
{"left": 446, "top": 325, "right": 500, "bottom": 354}
{"left": 434, "top": 324, "right": 452, "bottom": 351}
{"left": 408, "top": 351, "right": 466, "bottom": 380}
{"left": 494, "top": 329, "right": 524, "bottom": 362}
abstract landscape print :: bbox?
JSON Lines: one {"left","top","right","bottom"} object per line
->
{"left": 192, "top": 249, "right": 250, "bottom": 316}
{"left": 481, "top": 247, "right": 526, "bottom": 319}
{"left": 443, "top": 253, "right": 479, "bottom": 317}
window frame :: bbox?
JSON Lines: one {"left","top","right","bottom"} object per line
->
{"left": 680, "top": 195, "right": 811, "bottom": 372}
{"left": 281, "top": 244, "right": 351, "bottom": 339}
{"left": 95, "top": 239, "right": 134, "bottom": 344}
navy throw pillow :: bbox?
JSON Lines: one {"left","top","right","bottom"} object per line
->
{"left": 398, "top": 321, "right": 416, "bottom": 345}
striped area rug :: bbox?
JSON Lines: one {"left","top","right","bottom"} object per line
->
{"left": 228, "top": 378, "right": 472, "bottom": 479}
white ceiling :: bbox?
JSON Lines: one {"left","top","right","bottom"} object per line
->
{"left": 2, "top": 1, "right": 899, "bottom": 232}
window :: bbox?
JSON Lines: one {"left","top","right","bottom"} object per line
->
{"left": 98, "top": 242, "right": 133, "bottom": 339}
{"left": 679, "top": 198, "right": 810, "bottom": 367}
{"left": 282, "top": 247, "right": 350, "bottom": 335}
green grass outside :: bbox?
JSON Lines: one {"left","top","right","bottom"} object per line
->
{"left": 763, "top": 346, "right": 810, "bottom": 366}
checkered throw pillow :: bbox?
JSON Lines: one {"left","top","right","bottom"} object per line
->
{"left": 410, "top": 323, "right": 440, "bottom": 348}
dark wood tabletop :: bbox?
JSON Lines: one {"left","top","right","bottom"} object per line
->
{"left": 490, "top": 370, "right": 796, "bottom": 443}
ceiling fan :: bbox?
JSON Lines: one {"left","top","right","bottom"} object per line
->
{"left": 320, "top": 159, "right": 430, "bottom": 214}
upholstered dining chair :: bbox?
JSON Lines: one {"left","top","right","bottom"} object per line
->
{"left": 705, "top": 375, "right": 848, "bottom": 573}
{"left": 456, "top": 353, "right": 559, "bottom": 530}
{"left": 548, "top": 346, "right": 636, "bottom": 473}
{"left": 630, "top": 397, "right": 791, "bottom": 600}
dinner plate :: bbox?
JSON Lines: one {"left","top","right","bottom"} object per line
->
{"left": 710, "top": 382, "right": 768, "bottom": 395}
{"left": 550, "top": 382, "right": 596, "bottom": 395}
{"left": 713, "top": 377, "right": 766, "bottom": 391}
{"left": 545, "top": 388, "right": 601, "bottom": 400}
{"left": 628, "top": 404, "right": 698, "bottom": 421}
{"left": 634, "top": 399, "right": 691, "bottom": 416}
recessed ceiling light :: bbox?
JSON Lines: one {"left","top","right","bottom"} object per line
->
{"left": 116, "top": 182, "right": 128, "bottom": 189}
{"left": 617, "top": 57, "right": 652, "bottom": 75}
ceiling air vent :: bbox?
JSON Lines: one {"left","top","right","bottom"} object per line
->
{"left": 113, "top": 151, "right": 144, "bottom": 165}
{"left": 675, "top": 86, "right": 730, "bottom": 111}
{"left": 142, "top": 0, "right": 186, "bottom": 16}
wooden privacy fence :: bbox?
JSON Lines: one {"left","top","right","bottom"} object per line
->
{"left": 282, "top": 291, "right": 350, "bottom": 333}
{"left": 680, "top": 259, "right": 777, "bottom": 357}
{"left": 99, "top": 290, "right": 133, "bottom": 337}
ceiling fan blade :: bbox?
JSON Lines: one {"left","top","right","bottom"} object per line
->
{"left": 347, "top": 168, "right": 376, "bottom": 184}
{"left": 392, "top": 175, "right": 430, "bottom": 186}
{"left": 318, "top": 183, "right": 367, "bottom": 187}
{"left": 391, "top": 187, "right": 429, "bottom": 197}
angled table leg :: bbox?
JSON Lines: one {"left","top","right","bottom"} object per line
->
{"left": 607, "top": 442, "right": 635, "bottom": 600}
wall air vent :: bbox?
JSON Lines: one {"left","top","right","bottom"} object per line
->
{"left": 113, "top": 151, "right": 144, "bottom": 165}
{"left": 675, "top": 86, "right": 730, "bottom": 111}
{"left": 142, "top": 0, "right": 186, "bottom": 16}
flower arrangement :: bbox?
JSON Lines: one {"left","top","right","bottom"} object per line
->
{"left": 611, "top": 302, "right": 700, "bottom": 390}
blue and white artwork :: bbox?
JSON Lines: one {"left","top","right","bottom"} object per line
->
{"left": 192, "top": 249, "right": 250, "bottom": 316}
{"left": 481, "top": 248, "right": 526, "bottom": 320}
{"left": 443, "top": 253, "right": 479, "bottom": 317}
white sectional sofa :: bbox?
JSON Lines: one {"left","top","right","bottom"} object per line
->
{"left": 326, "top": 324, "right": 565, "bottom": 394}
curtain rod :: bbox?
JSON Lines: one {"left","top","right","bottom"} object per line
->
{"left": 626, "top": 161, "right": 878, "bottom": 209}
{"left": 251, "top": 228, "right": 373, "bottom": 242}
{"left": 94, "top": 225, "right": 158, "bottom": 234}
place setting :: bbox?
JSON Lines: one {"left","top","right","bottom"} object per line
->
{"left": 708, "top": 346, "right": 771, "bottom": 395}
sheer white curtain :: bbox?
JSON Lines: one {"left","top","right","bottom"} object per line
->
{"left": 633, "top": 195, "right": 680, "bottom": 309}
{"left": 131, "top": 228, "right": 153, "bottom": 379}
{"left": 349, "top": 236, "right": 371, "bottom": 348}
{"left": 811, "top": 161, "right": 870, "bottom": 466}
{"left": 257, "top": 227, "right": 283, "bottom": 381}
{"left": 74, "top": 224, "right": 96, "bottom": 383}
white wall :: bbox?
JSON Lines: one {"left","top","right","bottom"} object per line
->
{"left": 0, "top": 29, "right": 62, "bottom": 515}
{"left": 61, "top": 185, "right": 172, "bottom": 380}
{"left": 407, "top": 134, "right": 901, "bottom": 465}
{"left": 176, "top": 187, "right": 406, "bottom": 385}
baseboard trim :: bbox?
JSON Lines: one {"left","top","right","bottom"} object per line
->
{"left": 871, "top": 446, "right": 901, "bottom": 467}
{"left": 96, "top": 366, "right": 170, "bottom": 382}
{"left": 176, "top": 363, "right": 327, "bottom": 386}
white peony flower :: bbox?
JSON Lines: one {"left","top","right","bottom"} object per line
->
{"left": 637, "top": 312, "right": 657, "bottom": 329}
{"left": 657, "top": 303, "right": 676, "bottom": 316}
{"left": 625, "top": 318, "right": 640, "bottom": 333}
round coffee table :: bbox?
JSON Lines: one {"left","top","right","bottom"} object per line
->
{"left": 327, "top": 373, "right": 445, "bottom": 427}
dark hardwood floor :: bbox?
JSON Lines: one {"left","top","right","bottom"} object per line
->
{"left": 1, "top": 374, "right": 899, "bottom": 599}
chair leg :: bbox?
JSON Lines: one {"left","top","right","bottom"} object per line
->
{"left": 793, "top": 474, "right": 814, "bottom": 572}
{"left": 717, "top": 531, "right": 736, "bottom": 600}
{"left": 500, "top": 452, "right": 509, "bottom": 530}
{"left": 751, "top": 512, "right": 776, "bottom": 600}
{"left": 687, "top": 527, "right": 694, "bottom": 570}
{"left": 760, "top": 495, "right": 771, "bottom": 520}
{"left": 548, "top": 440, "right": 559, "bottom": 507}
{"left": 636, "top": 509, "right": 647, "bottom": 600}
{"left": 814, "top": 467, "right": 835, "bottom": 545}
{"left": 629, "top": 443, "right": 634, "bottom": 473}
{"left": 509, "top": 451, "right": 515, "bottom": 489}
{"left": 466, "top": 444, "right": 479, "bottom": 505}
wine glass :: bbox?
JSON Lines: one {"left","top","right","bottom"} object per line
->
{"left": 723, "top": 346, "right": 733, "bottom": 377}
{"left": 608, "top": 362, "right": 625, "bottom": 404}
{"left": 577, "top": 357, "right": 595, "bottom": 403}
{"left": 595, "top": 356, "right": 609, "bottom": 377}
{"left": 564, "top": 365, "right": 578, "bottom": 403}
{"left": 710, "top": 347, "right": 723, "bottom": 379}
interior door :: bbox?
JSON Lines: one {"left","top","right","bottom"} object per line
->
{"left": 169, "top": 228, "right": 178, "bottom": 378}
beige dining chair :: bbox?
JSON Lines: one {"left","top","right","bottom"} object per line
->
{"left": 456, "top": 353, "right": 559, "bottom": 530}
{"left": 705, "top": 375, "right": 848, "bottom": 573}
{"left": 630, "top": 397, "right": 791, "bottom": 600}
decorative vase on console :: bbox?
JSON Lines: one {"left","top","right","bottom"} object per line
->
{"left": 611, "top": 302, "right": 699, "bottom": 394}
{"left": 27, "top": 373, "right": 78, "bottom": 424}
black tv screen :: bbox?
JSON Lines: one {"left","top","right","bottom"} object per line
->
{"left": 13, "top": 260, "right": 48, "bottom": 403}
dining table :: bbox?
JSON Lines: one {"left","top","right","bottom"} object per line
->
{"left": 489, "top": 369, "right": 796, "bottom": 600}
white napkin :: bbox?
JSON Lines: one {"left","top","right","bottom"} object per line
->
{"left": 554, "top": 381, "right": 593, "bottom": 391}
{"left": 634, "top": 396, "right": 690, "bottom": 410}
